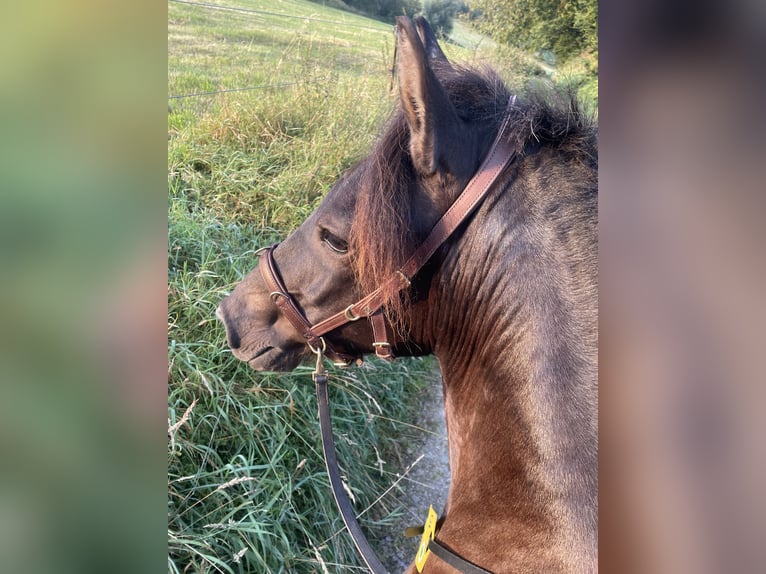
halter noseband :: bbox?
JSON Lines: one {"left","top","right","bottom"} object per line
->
{"left": 257, "top": 95, "right": 518, "bottom": 368}
{"left": 257, "top": 243, "right": 380, "bottom": 365}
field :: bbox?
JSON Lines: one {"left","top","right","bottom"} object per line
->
{"left": 168, "top": 1, "right": 585, "bottom": 572}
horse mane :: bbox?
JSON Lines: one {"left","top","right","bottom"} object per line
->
{"left": 349, "top": 62, "right": 597, "bottom": 328}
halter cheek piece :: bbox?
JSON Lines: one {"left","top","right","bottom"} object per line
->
{"left": 257, "top": 95, "right": 518, "bottom": 368}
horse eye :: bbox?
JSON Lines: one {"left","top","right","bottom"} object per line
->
{"left": 321, "top": 229, "right": 349, "bottom": 254}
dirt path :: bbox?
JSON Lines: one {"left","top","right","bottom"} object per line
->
{"left": 377, "top": 373, "right": 451, "bottom": 573}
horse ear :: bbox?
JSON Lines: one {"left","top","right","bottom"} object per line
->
{"left": 395, "top": 16, "right": 465, "bottom": 177}
{"left": 413, "top": 15, "right": 451, "bottom": 68}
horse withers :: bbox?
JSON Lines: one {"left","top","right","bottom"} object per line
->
{"left": 217, "top": 16, "right": 597, "bottom": 573}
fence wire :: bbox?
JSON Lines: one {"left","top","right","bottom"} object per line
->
{"left": 168, "top": 0, "right": 392, "bottom": 100}
{"left": 169, "top": 81, "right": 322, "bottom": 100}
{"left": 170, "top": 0, "right": 390, "bottom": 33}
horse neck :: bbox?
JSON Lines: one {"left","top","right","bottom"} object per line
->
{"left": 412, "top": 160, "right": 598, "bottom": 561}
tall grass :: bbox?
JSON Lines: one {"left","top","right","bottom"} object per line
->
{"left": 168, "top": 2, "right": 441, "bottom": 571}
{"left": 168, "top": 183, "right": 438, "bottom": 572}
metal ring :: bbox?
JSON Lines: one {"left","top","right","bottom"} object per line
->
{"left": 343, "top": 304, "right": 362, "bottom": 321}
{"left": 255, "top": 244, "right": 275, "bottom": 257}
{"left": 307, "top": 336, "right": 327, "bottom": 355}
{"left": 269, "top": 291, "right": 289, "bottom": 303}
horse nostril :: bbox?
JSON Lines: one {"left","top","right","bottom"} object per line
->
{"left": 215, "top": 303, "right": 241, "bottom": 349}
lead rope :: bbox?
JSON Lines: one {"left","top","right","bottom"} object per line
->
{"left": 312, "top": 341, "right": 390, "bottom": 574}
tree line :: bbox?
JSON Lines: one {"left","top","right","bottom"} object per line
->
{"left": 471, "top": 0, "right": 597, "bottom": 69}
{"left": 332, "top": 0, "right": 466, "bottom": 37}
{"left": 318, "top": 0, "right": 597, "bottom": 74}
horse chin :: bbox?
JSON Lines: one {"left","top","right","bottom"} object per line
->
{"left": 246, "top": 346, "right": 305, "bottom": 372}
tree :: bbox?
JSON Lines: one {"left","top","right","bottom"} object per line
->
{"left": 419, "top": 0, "right": 465, "bottom": 37}
{"left": 472, "top": 0, "right": 597, "bottom": 65}
{"left": 343, "top": 0, "right": 422, "bottom": 21}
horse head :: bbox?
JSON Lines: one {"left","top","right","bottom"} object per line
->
{"left": 216, "top": 16, "right": 505, "bottom": 371}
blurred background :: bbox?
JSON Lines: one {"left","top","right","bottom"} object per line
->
{"left": 0, "top": 0, "right": 763, "bottom": 572}
{"left": 600, "top": 0, "right": 766, "bottom": 571}
{"left": 0, "top": 1, "right": 165, "bottom": 573}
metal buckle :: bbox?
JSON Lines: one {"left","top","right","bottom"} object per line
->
{"left": 269, "top": 291, "right": 289, "bottom": 303}
{"left": 309, "top": 337, "right": 327, "bottom": 381}
{"left": 344, "top": 304, "right": 362, "bottom": 321}
{"left": 372, "top": 341, "right": 393, "bottom": 360}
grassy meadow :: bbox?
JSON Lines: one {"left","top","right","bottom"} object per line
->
{"left": 168, "top": 1, "right": 593, "bottom": 572}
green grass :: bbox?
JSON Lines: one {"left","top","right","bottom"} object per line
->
{"left": 168, "top": 1, "right": 442, "bottom": 572}
{"left": 168, "top": 2, "right": 596, "bottom": 571}
{"left": 168, "top": 199, "right": 438, "bottom": 572}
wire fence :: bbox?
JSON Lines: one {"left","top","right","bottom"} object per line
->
{"left": 169, "top": 0, "right": 391, "bottom": 33}
{"left": 168, "top": 0, "right": 394, "bottom": 101}
{"left": 169, "top": 80, "right": 324, "bottom": 100}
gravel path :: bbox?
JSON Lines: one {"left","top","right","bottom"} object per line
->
{"left": 376, "top": 373, "right": 451, "bottom": 573}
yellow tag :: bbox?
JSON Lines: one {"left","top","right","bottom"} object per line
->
{"left": 415, "top": 506, "right": 438, "bottom": 572}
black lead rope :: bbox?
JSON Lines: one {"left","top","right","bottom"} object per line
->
{"left": 314, "top": 371, "right": 389, "bottom": 574}
{"left": 313, "top": 345, "right": 494, "bottom": 574}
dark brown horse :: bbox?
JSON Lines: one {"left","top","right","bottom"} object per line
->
{"left": 217, "top": 16, "right": 597, "bottom": 573}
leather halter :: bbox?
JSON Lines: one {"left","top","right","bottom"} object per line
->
{"left": 258, "top": 95, "right": 518, "bottom": 368}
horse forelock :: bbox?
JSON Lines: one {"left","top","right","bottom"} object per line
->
{"left": 349, "top": 114, "right": 417, "bottom": 327}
